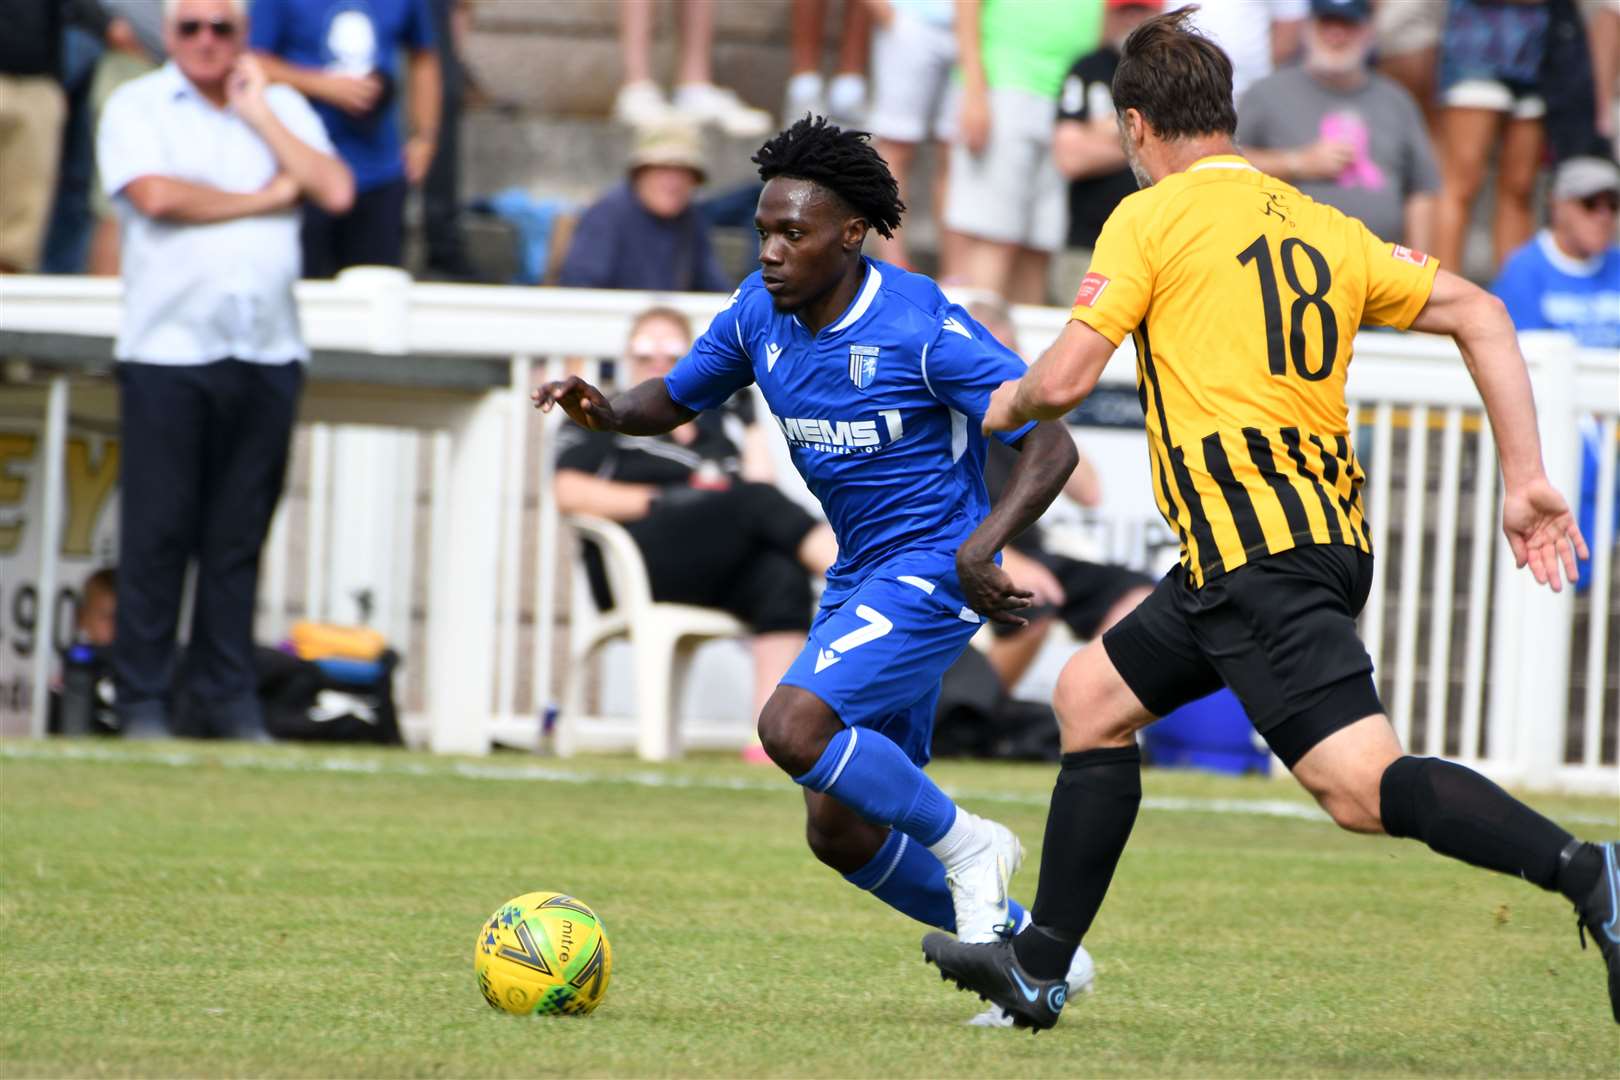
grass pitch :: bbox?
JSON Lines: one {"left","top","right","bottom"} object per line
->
{"left": 1, "top": 739, "right": 1616, "bottom": 1078}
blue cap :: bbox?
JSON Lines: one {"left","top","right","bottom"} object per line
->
{"left": 1310, "top": 0, "right": 1372, "bottom": 21}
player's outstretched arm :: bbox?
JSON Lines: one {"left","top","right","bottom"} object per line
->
{"left": 532, "top": 375, "right": 696, "bottom": 437}
{"left": 1407, "top": 269, "right": 1589, "bottom": 591}
{"left": 956, "top": 421, "right": 1079, "bottom": 625}
{"left": 982, "top": 320, "right": 1117, "bottom": 432}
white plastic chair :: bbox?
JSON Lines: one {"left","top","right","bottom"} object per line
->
{"left": 556, "top": 513, "right": 749, "bottom": 761}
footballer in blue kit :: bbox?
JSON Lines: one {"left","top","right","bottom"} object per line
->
{"left": 667, "top": 247, "right": 1041, "bottom": 765}
{"left": 538, "top": 117, "right": 1096, "bottom": 1019}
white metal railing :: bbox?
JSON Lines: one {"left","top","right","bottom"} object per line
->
{"left": 0, "top": 275, "right": 1614, "bottom": 792}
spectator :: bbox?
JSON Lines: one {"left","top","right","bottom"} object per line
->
{"left": 864, "top": 0, "right": 958, "bottom": 270}
{"left": 965, "top": 298, "right": 1153, "bottom": 692}
{"left": 1237, "top": 0, "right": 1440, "bottom": 251}
{"left": 1054, "top": 0, "right": 1159, "bottom": 255}
{"left": 553, "top": 306, "right": 838, "bottom": 749}
{"left": 1191, "top": 0, "right": 1308, "bottom": 104}
{"left": 612, "top": 0, "right": 771, "bottom": 138}
{"left": 1492, "top": 156, "right": 1620, "bottom": 349}
{"left": 948, "top": 0, "right": 1104, "bottom": 302}
{"left": 1433, "top": 0, "right": 1551, "bottom": 275}
{"left": 97, "top": 0, "right": 353, "bottom": 738}
{"left": 421, "top": 0, "right": 474, "bottom": 280}
{"left": 0, "top": 0, "right": 115, "bottom": 273}
{"left": 51, "top": 566, "right": 120, "bottom": 737}
{"left": 783, "top": 0, "right": 872, "bottom": 127}
{"left": 559, "top": 121, "right": 733, "bottom": 293}
{"left": 1492, "top": 156, "right": 1619, "bottom": 590}
{"left": 40, "top": 19, "right": 106, "bottom": 273}
{"left": 250, "top": 0, "right": 440, "bottom": 278}
{"left": 87, "top": 0, "right": 166, "bottom": 275}
{"left": 1374, "top": 0, "right": 1446, "bottom": 134}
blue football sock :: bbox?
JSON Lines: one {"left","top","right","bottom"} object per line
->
{"left": 794, "top": 726, "right": 957, "bottom": 845}
{"left": 843, "top": 829, "right": 1027, "bottom": 933}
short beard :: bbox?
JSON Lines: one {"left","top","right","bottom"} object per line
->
{"left": 1124, "top": 141, "right": 1153, "bottom": 188}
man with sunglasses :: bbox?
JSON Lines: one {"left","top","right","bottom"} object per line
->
{"left": 249, "top": 0, "right": 439, "bottom": 278}
{"left": 1492, "top": 155, "right": 1620, "bottom": 592}
{"left": 96, "top": 0, "right": 353, "bottom": 738}
{"left": 1492, "top": 157, "right": 1620, "bottom": 353}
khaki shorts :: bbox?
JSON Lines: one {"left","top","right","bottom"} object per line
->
{"left": 867, "top": 12, "right": 958, "bottom": 144}
{"left": 943, "top": 87, "right": 1067, "bottom": 253}
{"left": 0, "top": 74, "right": 66, "bottom": 271}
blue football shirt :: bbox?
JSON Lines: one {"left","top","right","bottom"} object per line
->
{"left": 665, "top": 258, "right": 1036, "bottom": 605}
{"left": 249, "top": 0, "right": 435, "bottom": 192}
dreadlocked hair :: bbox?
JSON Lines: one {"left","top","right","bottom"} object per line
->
{"left": 752, "top": 115, "right": 905, "bottom": 239}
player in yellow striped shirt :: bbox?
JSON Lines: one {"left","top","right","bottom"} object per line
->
{"left": 922, "top": 6, "right": 1616, "bottom": 1030}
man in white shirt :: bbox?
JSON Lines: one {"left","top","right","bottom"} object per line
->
{"left": 96, "top": 0, "right": 352, "bottom": 738}
{"left": 1190, "top": 0, "right": 1307, "bottom": 103}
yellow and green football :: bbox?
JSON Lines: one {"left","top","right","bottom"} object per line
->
{"left": 474, "top": 892, "right": 612, "bottom": 1016}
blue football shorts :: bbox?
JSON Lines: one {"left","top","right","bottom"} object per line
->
{"left": 780, "top": 566, "right": 986, "bottom": 766}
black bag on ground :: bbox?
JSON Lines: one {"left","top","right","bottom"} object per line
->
{"left": 256, "top": 646, "right": 402, "bottom": 745}
{"left": 931, "top": 646, "right": 1060, "bottom": 762}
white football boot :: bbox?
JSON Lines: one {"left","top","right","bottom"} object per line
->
{"left": 941, "top": 812, "right": 1023, "bottom": 946}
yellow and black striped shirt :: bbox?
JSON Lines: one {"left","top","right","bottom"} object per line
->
{"left": 1070, "top": 155, "right": 1440, "bottom": 587}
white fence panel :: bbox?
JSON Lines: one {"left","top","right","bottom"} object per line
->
{"left": 2, "top": 277, "right": 1614, "bottom": 792}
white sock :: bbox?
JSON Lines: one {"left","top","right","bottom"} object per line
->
{"left": 926, "top": 808, "right": 982, "bottom": 870}
{"left": 786, "top": 71, "right": 823, "bottom": 100}
{"left": 826, "top": 73, "right": 867, "bottom": 114}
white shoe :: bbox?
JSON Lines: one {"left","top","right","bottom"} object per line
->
{"left": 966, "top": 944, "right": 1096, "bottom": 1027}
{"left": 942, "top": 814, "right": 1022, "bottom": 945}
{"left": 782, "top": 71, "right": 824, "bottom": 126}
{"left": 612, "top": 80, "right": 672, "bottom": 127}
{"left": 673, "top": 82, "right": 773, "bottom": 139}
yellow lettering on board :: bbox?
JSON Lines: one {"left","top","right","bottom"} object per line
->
{"left": 0, "top": 433, "right": 40, "bottom": 555}
{"left": 63, "top": 438, "right": 119, "bottom": 557}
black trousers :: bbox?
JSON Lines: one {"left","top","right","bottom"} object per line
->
{"left": 423, "top": 0, "right": 467, "bottom": 271}
{"left": 300, "top": 178, "right": 408, "bottom": 278}
{"left": 585, "top": 483, "right": 819, "bottom": 634}
{"left": 114, "top": 359, "right": 303, "bottom": 736}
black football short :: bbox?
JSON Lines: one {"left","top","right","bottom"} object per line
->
{"left": 1102, "top": 543, "right": 1385, "bottom": 768}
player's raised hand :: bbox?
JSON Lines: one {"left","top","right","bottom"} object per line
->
{"left": 1502, "top": 476, "right": 1588, "bottom": 592}
{"left": 534, "top": 376, "right": 618, "bottom": 432}
{"left": 957, "top": 552, "right": 1035, "bottom": 627}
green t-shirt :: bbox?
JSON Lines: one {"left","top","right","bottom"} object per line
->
{"left": 981, "top": 0, "right": 1104, "bottom": 98}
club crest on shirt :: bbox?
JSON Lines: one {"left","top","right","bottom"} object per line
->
{"left": 848, "top": 344, "right": 879, "bottom": 390}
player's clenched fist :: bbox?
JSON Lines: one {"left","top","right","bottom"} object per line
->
{"left": 534, "top": 376, "right": 618, "bottom": 431}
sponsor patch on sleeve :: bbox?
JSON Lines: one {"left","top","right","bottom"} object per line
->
{"left": 1391, "top": 245, "right": 1429, "bottom": 267}
{"left": 1073, "top": 272, "right": 1111, "bottom": 308}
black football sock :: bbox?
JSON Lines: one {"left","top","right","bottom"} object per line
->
{"left": 1556, "top": 840, "right": 1604, "bottom": 903}
{"left": 1380, "top": 755, "right": 1585, "bottom": 896}
{"left": 1014, "top": 744, "right": 1142, "bottom": 980}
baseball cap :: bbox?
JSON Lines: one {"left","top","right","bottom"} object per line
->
{"left": 1310, "top": 0, "right": 1372, "bottom": 21}
{"left": 1551, "top": 156, "right": 1620, "bottom": 202}
{"left": 1106, "top": 0, "right": 1160, "bottom": 9}
{"left": 627, "top": 120, "right": 707, "bottom": 182}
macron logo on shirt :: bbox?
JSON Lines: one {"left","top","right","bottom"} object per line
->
{"left": 942, "top": 317, "right": 974, "bottom": 339}
{"left": 765, "top": 342, "right": 783, "bottom": 371}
